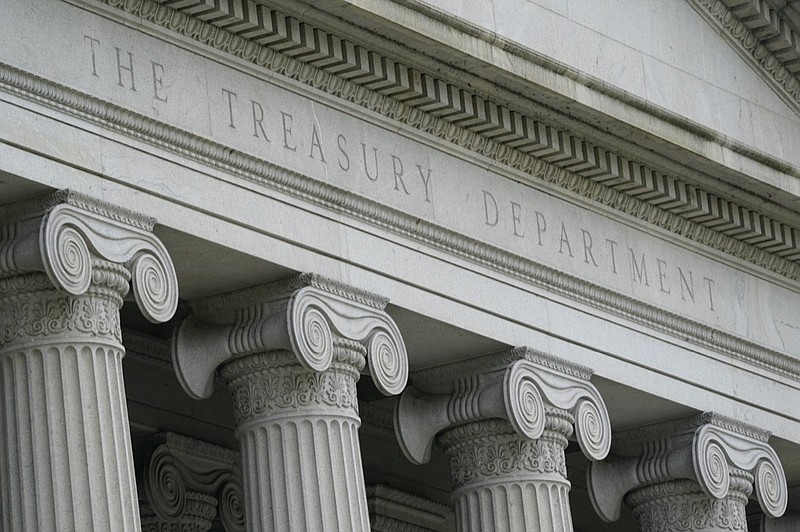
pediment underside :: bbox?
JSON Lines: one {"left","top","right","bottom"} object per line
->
{"left": 687, "top": 0, "right": 800, "bottom": 117}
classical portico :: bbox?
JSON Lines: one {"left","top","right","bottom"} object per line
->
{"left": 1, "top": 0, "right": 799, "bottom": 530}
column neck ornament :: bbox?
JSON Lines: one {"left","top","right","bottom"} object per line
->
{"left": 0, "top": 190, "right": 178, "bottom": 327}
{"left": 172, "top": 273, "right": 408, "bottom": 401}
{"left": 587, "top": 413, "right": 788, "bottom": 526}
{"left": 394, "top": 347, "right": 611, "bottom": 466}
{"left": 136, "top": 433, "right": 245, "bottom": 532}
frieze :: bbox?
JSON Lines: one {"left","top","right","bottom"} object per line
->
{"left": 1, "top": 3, "right": 799, "bottom": 376}
{"left": 85, "top": 0, "right": 800, "bottom": 273}
{"left": 2, "top": 62, "right": 798, "bottom": 377}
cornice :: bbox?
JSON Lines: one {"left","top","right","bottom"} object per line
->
{"left": 688, "top": 0, "right": 800, "bottom": 116}
{"left": 3, "top": 59, "right": 799, "bottom": 380}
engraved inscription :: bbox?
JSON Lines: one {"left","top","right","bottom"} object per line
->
{"left": 218, "top": 87, "right": 434, "bottom": 205}
{"left": 481, "top": 189, "right": 718, "bottom": 312}
{"left": 83, "top": 35, "right": 169, "bottom": 103}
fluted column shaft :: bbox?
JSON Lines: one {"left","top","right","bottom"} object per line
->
{"left": 439, "top": 411, "right": 574, "bottom": 532}
{"left": 0, "top": 268, "right": 138, "bottom": 531}
{"left": 220, "top": 341, "right": 369, "bottom": 531}
{"left": 0, "top": 191, "right": 179, "bottom": 531}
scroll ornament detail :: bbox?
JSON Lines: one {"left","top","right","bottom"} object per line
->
{"left": 587, "top": 416, "right": 787, "bottom": 523}
{"left": 692, "top": 425, "right": 787, "bottom": 518}
{"left": 139, "top": 434, "right": 245, "bottom": 532}
{"left": 41, "top": 204, "right": 179, "bottom": 323}
{"left": 173, "top": 277, "right": 408, "bottom": 401}
{"left": 287, "top": 287, "right": 408, "bottom": 396}
{"left": 394, "top": 350, "right": 611, "bottom": 466}
{"left": 1, "top": 198, "right": 178, "bottom": 325}
{"left": 217, "top": 479, "right": 246, "bottom": 532}
{"left": 505, "top": 359, "right": 611, "bottom": 461}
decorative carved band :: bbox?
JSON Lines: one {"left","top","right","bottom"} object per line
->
{"left": 625, "top": 473, "right": 752, "bottom": 532}
{"left": 172, "top": 273, "right": 408, "bottom": 400}
{"left": 394, "top": 347, "right": 610, "bottom": 465}
{"left": 437, "top": 414, "right": 572, "bottom": 488}
{"left": 587, "top": 413, "right": 788, "bottom": 523}
{"left": 0, "top": 190, "right": 179, "bottom": 324}
{"left": 219, "top": 343, "right": 363, "bottom": 424}
{"left": 136, "top": 432, "right": 245, "bottom": 532}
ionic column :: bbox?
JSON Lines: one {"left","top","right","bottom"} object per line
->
{"left": 135, "top": 433, "right": 245, "bottom": 532}
{"left": 394, "top": 347, "right": 612, "bottom": 532}
{"left": 172, "top": 274, "right": 409, "bottom": 532}
{"left": 587, "top": 413, "right": 788, "bottom": 532}
{"left": 0, "top": 191, "right": 179, "bottom": 531}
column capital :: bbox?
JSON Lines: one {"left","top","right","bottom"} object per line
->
{"left": 136, "top": 432, "right": 245, "bottom": 532}
{"left": 394, "top": 346, "right": 611, "bottom": 465}
{"left": 172, "top": 273, "right": 408, "bottom": 399}
{"left": 0, "top": 189, "right": 178, "bottom": 323}
{"left": 587, "top": 412, "right": 788, "bottom": 523}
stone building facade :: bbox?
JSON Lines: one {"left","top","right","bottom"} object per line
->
{"left": 0, "top": 0, "right": 798, "bottom": 530}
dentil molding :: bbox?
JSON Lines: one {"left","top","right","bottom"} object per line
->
{"left": 86, "top": 0, "right": 800, "bottom": 275}
{"left": 1, "top": 18, "right": 799, "bottom": 382}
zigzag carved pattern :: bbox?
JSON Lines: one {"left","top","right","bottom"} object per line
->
{"left": 151, "top": 0, "right": 800, "bottom": 263}
{"left": 718, "top": 0, "right": 800, "bottom": 74}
